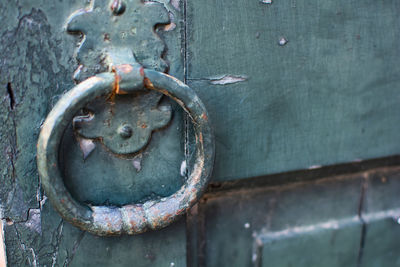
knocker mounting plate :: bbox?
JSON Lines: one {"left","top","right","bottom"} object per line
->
{"left": 66, "top": 0, "right": 173, "bottom": 155}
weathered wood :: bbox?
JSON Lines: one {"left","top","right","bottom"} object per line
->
{"left": 0, "top": 1, "right": 187, "bottom": 266}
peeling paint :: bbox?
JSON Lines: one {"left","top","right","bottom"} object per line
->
{"left": 77, "top": 137, "right": 96, "bottom": 160}
{"left": 164, "top": 9, "right": 177, "bottom": 32}
{"left": 30, "top": 248, "right": 37, "bottom": 267}
{"left": 180, "top": 160, "right": 187, "bottom": 177}
{"left": 164, "top": 22, "right": 176, "bottom": 31}
{"left": 209, "top": 75, "right": 247, "bottom": 85}
{"left": 24, "top": 209, "right": 41, "bottom": 234}
{"left": 39, "top": 195, "right": 47, "bottom": 210}
{"left": 278, "top": 37, "right": 288, "bottom": 46}
{"left": 170, "top": 0, "right": 181, "bottom": 10}
{"left": 132, "top": 154, "right": 143, "bottom": 172}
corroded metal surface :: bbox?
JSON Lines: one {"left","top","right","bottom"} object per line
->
{"left": 66, "top": 0, "right": 174, "bottom": 155}
{"left": 66, "top": 0, "right": 169, "bottom": 81}
{"left": 37, "top": 64, "right": 214, "bottom": 235}
{"left": 74, "top": 64, "right": 173, "bottom": 155}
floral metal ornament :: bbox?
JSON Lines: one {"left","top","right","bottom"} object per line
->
{"left": 73, "top": 90, "right": 172, "bottom": 155}
{"left": 66, "top": 0, "right": 172, "bottom": 155}
{"left": 66, "top": 0, "right": 170, "bottom": 81}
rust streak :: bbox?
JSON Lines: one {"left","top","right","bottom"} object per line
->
{"left": 144, "top": 77, "right": 155, "bottom": 89}
{"left": 109, "top": 66, "right": 119, "bottom": 101}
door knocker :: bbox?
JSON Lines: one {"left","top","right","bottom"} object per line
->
{"left": 36, "top": 0, "right": 214, "bottom": 236}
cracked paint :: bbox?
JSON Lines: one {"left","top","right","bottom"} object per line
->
{"left": 24, "top": 209, "right": 41, "bottom": 234}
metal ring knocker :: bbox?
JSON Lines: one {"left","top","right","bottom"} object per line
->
{"left": 37, "top": 64, "right": 214, "bottom": 236}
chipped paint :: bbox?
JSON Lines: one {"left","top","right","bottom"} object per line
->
{"left": 278, "top": 37, "right": 288, "bottom": 46}
{"left": 24, "top": 209, "right": 42, "bottom": 234}
{"left": 170, "top": 0, "right": 181, "bottom": 10}
{"left": 132, "top": 154, "right": 143, "bottom": 172}
{"left": 164, "top": 11, "right": 177, "bottom": 31}
{"left": 77, "top": 137, "right": 96, "bottom": 160}
{"left": 164, "top": 22, "right": 176, "bottom": 31}
{"left": 180, "top": 160, "right": 187, "bottom": 177}
{"left": 308, "top": 165, "right": 322, "bottom": 170}
{"left": 209, "top": 75, "right": 247, "bottom": 85}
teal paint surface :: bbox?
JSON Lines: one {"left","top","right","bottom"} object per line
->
{"left": 198, "top": 174, "right": 363, "bottom": 266}
{"left": 187, "top": 0, "right": 400, "bottom": 181}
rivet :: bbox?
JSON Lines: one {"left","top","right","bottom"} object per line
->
{"left": 111, "top": 0, "right": 126, "bottom": 16}
{"left": 118, "top": 124, "right": 133, "bottom": 138}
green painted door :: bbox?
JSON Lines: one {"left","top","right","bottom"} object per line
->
{"left": 1, "top": 0, "right": 400, "bottom": 266}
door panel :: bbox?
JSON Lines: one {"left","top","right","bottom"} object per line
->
{"left": 196, "top": 171, "right": 364, "bottom": 266}
{"left": 187, "top": 0, "right": 400, "bottom": 181}
{"left": 187, "top": 165, "right": 400, "bottom": 267}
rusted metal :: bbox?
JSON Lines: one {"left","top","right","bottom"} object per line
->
{"left": 37, "top": 63, "right": 215, "bottom": 236}
{"left": 73, "top": 63, "right": 172, "bottom": 155}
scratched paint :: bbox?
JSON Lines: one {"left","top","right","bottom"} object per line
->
{"left": 209, "top": 75, "right": 248, "bottom": 85}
